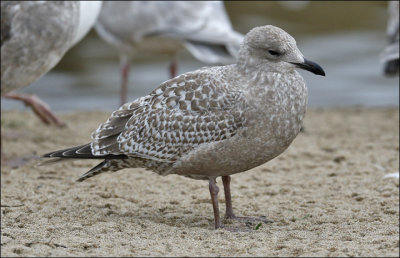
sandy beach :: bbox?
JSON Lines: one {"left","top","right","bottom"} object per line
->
{"left": 1, "top": 107, "right": 399, "bottom": 257}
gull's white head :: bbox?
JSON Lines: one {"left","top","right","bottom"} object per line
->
{"left": 238, "top": 25, "right": 325, "bottom": 76}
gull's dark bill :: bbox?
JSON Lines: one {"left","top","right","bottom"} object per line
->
{"left": 291, "top": 58, "right": 326, "bottom": 76}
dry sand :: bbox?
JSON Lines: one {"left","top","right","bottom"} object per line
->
{"left": 1, "top": 107, "right": 399, "bottom": 257}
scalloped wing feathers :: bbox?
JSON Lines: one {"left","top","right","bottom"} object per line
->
{"left": 91, "top": 69, "right": 247, "bottom": 162}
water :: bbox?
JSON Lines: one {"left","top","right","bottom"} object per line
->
{"left": 1, "top": 1, "right": 398, "bottom": 111}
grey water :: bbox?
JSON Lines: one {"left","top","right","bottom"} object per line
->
{"left": 1, "top": 1, "right": 398, "bottom": 111}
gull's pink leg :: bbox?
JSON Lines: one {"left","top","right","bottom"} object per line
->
{"left": 120, "top": 56, "right": 131, "bottom": 106}
{"left": 169, "top": 55, "right": 177, "bottom": 78}
{"left": 222, "top": 175, "right": 236, "bottom": 219}
{"left": 222, "top": 175, "right": 271, "bottom": 224}
{"left": 209, "top": 177, "right": 221, "bottom": 229}
{"left": 3, "top": 93, "right": 65, "bottom": 127}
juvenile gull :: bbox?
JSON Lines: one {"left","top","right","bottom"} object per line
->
{"left": 1, "top": 1, "right": 102, "bottom": 126}
{"left": 43, "top": 25, "right": 325, "bottom": 229}
{"left": 95, "top": 1, "right": 244, "bottom": 104}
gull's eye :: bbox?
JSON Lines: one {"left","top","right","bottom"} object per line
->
{"left": 268, "top": 50, "right": 281, "bottom": 56}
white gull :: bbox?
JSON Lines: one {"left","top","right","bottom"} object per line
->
{"left": 94, "top": 1, "right": 244, "bottom": 104}
{"left": 43, "top": 25, "right": 325, "bottom": 230}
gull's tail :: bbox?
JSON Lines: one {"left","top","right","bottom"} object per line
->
{"left": 183, "top": 31, "right": 244, "bottom": 64}
{"left": 41, "top": 143, "right": 127, "bottom": 181}
{"left": 42, "top": 143, "right": 127, "bottom": 160}
{"left": 76, "top": 160, "right": 111, "bottom": 182}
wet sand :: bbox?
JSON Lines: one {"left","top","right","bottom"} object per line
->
{"left": 1, "top": 107, "right": 399, "bottom": 257}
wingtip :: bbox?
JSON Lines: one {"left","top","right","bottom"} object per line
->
{"left": 76, "top": 177, "right": 85, "bottom": 183}
{"left": 42, "top": 152, "right": 55, "bottom": 158}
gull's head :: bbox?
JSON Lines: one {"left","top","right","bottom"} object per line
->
{"left": 238, "top": 25, "right": 325, "bottom": 76}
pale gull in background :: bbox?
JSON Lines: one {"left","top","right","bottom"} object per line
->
{"left": 381, "top": 0, "right": 399, "bottom": 76}
{"left": 95, "top": 1, "right": 244, "bottom": 105}
{"left": 1, "top": 1, "right": 102, "bottom": 126}
{"left": 43, "top": 25, "right": 325, "bottom": 230}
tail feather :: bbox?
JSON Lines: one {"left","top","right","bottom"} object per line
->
{"left": 77, "top": 160, "right": 111, "bottom": 182}
{"left": 43, "top": 143, "right": 93, "bottom": 158}
{"left": 183, "top": 30, "right": 243, "bottom": 64}
{"left": 184, "top": 40, "right": 233, "bottom": 64}
{"left": 42, "top": 144, "right": 130, "bottom": 182}
{"left": 42, "top": 143, "right": 127, "bottom": 159}
{"left": 37, "top": 157, "right": 71, "bottom": 166}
